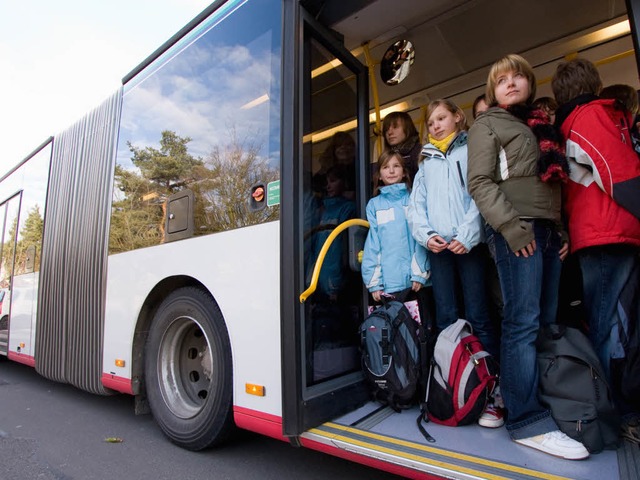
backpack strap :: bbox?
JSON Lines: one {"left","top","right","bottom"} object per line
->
{"left": 416, "top": 412, "right": 436, "bottom": 443}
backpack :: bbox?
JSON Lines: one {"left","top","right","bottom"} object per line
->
{"left": 423, "top": 319, "right": 497, "bottom": 426}
{"left": 537, "top": 324, "right": 620, "bottom": 453}
{"left": 359, "top": 299, "right": 424, "bottom": 410}
{"left": 611, "top": 262, "right": 640, "bottom": 411}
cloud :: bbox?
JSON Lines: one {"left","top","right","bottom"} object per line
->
{"left": 0, "top": 0, "right": 212, "bottom": 177}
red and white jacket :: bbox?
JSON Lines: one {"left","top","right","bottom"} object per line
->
{"left": 556, "top": 97, "right": 640, "bottom": 253}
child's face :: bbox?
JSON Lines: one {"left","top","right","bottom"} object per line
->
{"left": 473, "top": 98, "right": 489, "bottom": 118}
{"left": 494, "top": 70, "right": 530, "bottom": 106}
{"left": 542, "top": 106, "right": 556, "bottom": 124}
{"left": 379, "top": 156, "right": 405, "bottom": 186}
{"left": 334, "top": 143, "right": 354, "bottom": 163}
{"left": 428, "top": 105, "right": 460, "bottom": 140}
{"left": 385, "top": 121, "right": 407, "bottom": 146}
{"left": 325, "top": 175, "right": 345, "bottom": 197}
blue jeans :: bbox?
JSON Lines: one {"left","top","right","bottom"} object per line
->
{"left": 486, "top": 220, "right": 562, "bottom": 439}
{"left": 428, "top": 246, "right": 499, "bottom": 359}
{"left": 578, "top": 245, "right": 639, "bottom": 383}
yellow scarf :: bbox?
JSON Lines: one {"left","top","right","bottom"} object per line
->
{"left": 428, "top": 131, "right": 456, "bottom": 153}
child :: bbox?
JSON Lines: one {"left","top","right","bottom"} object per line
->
{"left": 407, "top": 99, "right": 500, "bottom": 428}
{"left": 552, "top": 59, "right": 640, "bottom": 417}
{"left": 472, "top": 94, "right": 489, "bottom": 120}
{"left": 467, "top": 54, "right": 588, "bottom": 460}
{"left": 600, "top": 83, "right": 640, "bottom": 154}
{"left": 312, "top": 165, "right": 356, "bottom": 301}
{"left": 361, "top": 151, "right": 429, "bottom": 303}
{"left": 532, "top": 96, "right": 559, "bottom": 124}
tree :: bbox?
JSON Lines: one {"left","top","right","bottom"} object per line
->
{"left": 127, "top": 131, "right": 203, "bottom": 191}
{"left": 111, "top": 132, "right": 203, "bottom": 253}
{"left": 17, "top": 205, "right": 44, "bottom": 273}
{"left": 1, "top": 205, "right": 44, "bottom": 280}
{"left": 109, "top": 165, "right": 164, "bottom": 253}
{"left": 196, "top": 128, "right": 279, "bottom": 232}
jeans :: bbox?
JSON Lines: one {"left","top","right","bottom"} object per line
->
{"left": 578, "top": 245, "right": 639, "bottom": 383}
{"left": 486, "top": 220, "right": 562, "bottom": 439}
{"left": 428, "top": 246, "right": 499, "bottom": 359}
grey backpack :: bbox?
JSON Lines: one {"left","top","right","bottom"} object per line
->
{"left": 537, "top": 324, "right": 620, "bottom": 453}
{"left": 359, "top": 299, "right": 423, "bottom": 410}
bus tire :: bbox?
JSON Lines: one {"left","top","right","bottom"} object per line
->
{"left": 145, "top": 286, "right": 234, "bottom": 450}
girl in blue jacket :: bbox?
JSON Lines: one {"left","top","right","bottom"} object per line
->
{"left": 361, "top": 151, "right": 430, "bottom": 303}
{"left": 408, "top": 99, "right": 498, "bottom": 354}
{"left": 409, "top": 99, "right": 501, "bottom": 428}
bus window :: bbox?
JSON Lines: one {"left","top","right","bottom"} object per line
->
{"left": 110, "top": 0, "right": 282, "bottom": 254}
{"left": 301, "top": 34, "right": 363, "bottom": 386}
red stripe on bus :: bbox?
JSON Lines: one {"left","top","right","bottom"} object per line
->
{"left": 233, "top": 406, "right": 286, "bottom": 441}
{"left": 8, "top": 351, "right": 35, "bottom": 367}
{"left": 101, "top": 373, "right": 135, "bottom": 394}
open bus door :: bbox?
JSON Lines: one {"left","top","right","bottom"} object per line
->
{"left": 281, "top": 4, "right": 371, "bottom": 438}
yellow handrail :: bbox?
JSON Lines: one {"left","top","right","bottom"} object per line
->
{"left": 363, "top": 43, "right": 383, "bottom": 156}
{"left": 299, "top": 218, "right": 370, "bottom": 303}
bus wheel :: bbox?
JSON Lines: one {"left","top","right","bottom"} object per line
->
{"left": 145, "top": 287, "right": 234, "bottom": 450}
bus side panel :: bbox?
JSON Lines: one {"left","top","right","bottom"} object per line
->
{"left": 103, "top": 221, "right": 283, "bottom": 417}
{"left": 7, "top": 272, "right": 37, "bottom": 359}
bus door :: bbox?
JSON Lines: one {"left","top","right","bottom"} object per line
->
{"left": 282, "top": 5, "right": 370, "bottom": 437}
{"left": 0, "top": 193, "right": 21, "bottom": 355}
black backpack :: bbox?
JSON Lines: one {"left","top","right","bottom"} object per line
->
{"left": 611, "top": 262, "right": 640, "bottom": 411}
{"left": 537, "top": 324, "right": 620, "bottom": 453}
{"left": 359, "top": 299, "right": 425, "bottom": 411}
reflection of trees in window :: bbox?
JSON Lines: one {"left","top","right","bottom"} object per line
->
{"left": 109, "top": 129, "right": 280, "bottom": 254}
{"left": 194, "top": 128, "right": 279, "bottom": 233}
{"left": 110, "top": 131, "right": 202, "bottom": 253}
{"left": 2, "top": 205, "right": 44, "bottom": 280}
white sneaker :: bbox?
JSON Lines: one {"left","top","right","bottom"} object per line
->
{"left": 514, "top": 430, "right": 589, "bottom": 460}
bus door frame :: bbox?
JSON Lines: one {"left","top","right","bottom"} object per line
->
{"left": 281, "top": 0, "right": 370, "bottom": 439}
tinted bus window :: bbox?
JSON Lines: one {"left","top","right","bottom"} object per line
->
{"left": 110, "top": 0, "right": 282, "bottom": 254}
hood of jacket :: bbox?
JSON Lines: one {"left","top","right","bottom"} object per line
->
{"left": 554, "top": 94, "right": 601, "bottom": 128}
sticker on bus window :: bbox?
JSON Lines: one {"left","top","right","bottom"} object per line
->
{"left": 267, "top": 180, "right": 280, "bottom": 207}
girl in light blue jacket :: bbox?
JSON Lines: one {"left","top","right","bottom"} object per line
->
{"left": 361, "top": 151, "right": 430, "bottom": 303}
{"left": 408, "top": 99, "right": 498, "bottom": 360}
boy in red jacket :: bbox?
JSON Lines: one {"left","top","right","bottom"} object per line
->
{"left": 552, "top": 59, "right": 640, "bottom": 419}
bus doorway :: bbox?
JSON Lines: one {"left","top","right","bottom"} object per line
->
{"left": 0, "top": 193, "right": 21, "bottom": 356}
{"left": 282, "top": 6, "right": 370, "bottom": 436}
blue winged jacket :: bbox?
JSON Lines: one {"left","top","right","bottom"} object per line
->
{"left": 362, "top": 183, "right": 430, "bottom": 293}
{"left": 407, "top": 131, "right": 484, "bottom": 250}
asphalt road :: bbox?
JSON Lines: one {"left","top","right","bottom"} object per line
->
{"left": 0, "top": 359, "right": 401, "bottom": 480}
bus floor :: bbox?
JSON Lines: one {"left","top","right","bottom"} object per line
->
{"left": 305, "top": 401, "right": 640, "bottom": 480}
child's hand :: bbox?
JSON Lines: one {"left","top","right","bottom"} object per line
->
{"left": 427, "top": 235, "right": 448, "bottom": 253}
{"left": 448, "top": 239, "right": 468, "bottom": 254}
{"left": 559, "top": 241, "right": 569, "bottom": 261}
{"left": 411, "top": 281, "right": 422, "bottom": 292}
{"left": 372, "top": 290, "right": 383, "bottom": 302}
{"left": 514, "top": 240, "right": 536, "bottom": 257}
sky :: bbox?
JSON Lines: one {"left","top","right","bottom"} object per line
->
{"left": 0, "top": 0, "right": 213, "bottom": 177}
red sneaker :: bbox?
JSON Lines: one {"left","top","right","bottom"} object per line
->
{"left": 478, "top": 403, "right": 505, "bottom": 428}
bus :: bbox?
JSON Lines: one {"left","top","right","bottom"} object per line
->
{"left": 1, "top": 0, "right": 639, "bottom": 478}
